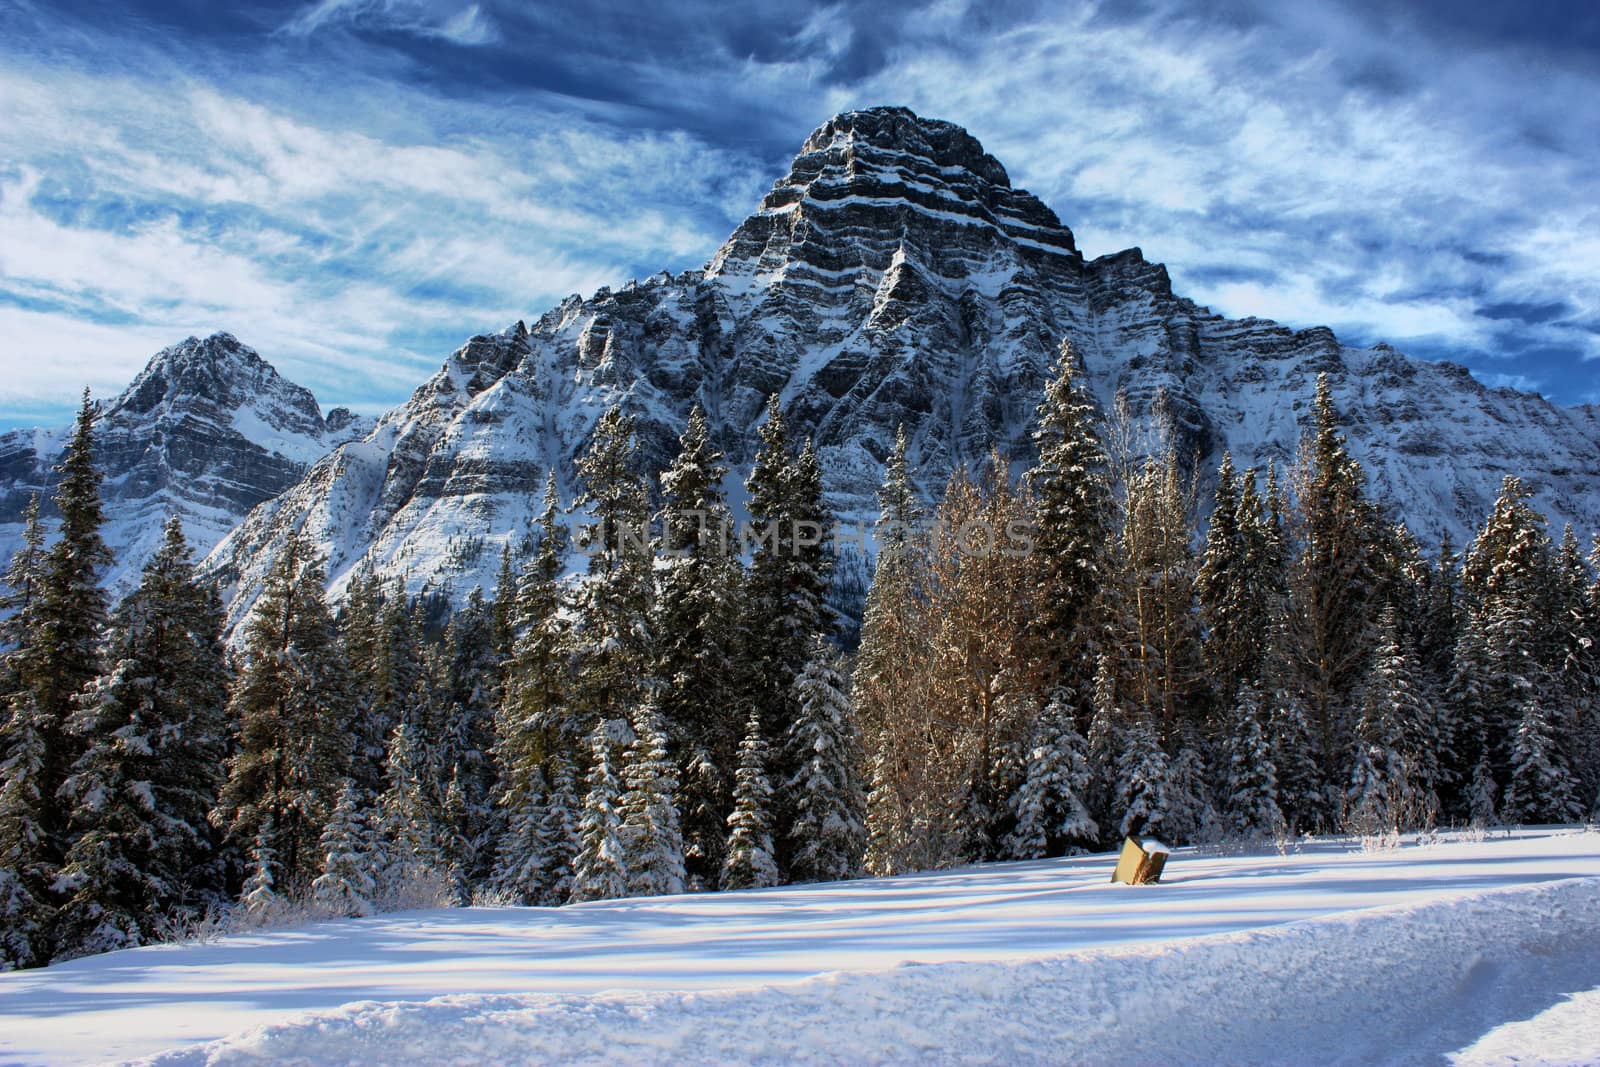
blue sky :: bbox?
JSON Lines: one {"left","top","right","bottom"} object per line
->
{"left": 1, "top": 0, "right": 1596, "bottom": 429}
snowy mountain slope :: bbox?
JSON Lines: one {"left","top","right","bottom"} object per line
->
{"left": 0, "top": 333, "right": 370, "bottom": 597}
{"left": 1, "top": 828, "right": 1596, "bottom": 1066}
{"left": 203, "top": 106, "right": 1600, "bottom": 624}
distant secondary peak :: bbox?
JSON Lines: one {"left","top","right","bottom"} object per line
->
{"left": 799, "top": 107, "right": 1012, "bottom": 188}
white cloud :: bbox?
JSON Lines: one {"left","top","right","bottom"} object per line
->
{"left": 0, "top": 52, "right": 769, "bottom": 424}
{"left": 282, "top": 0, "right": 500, "bottom": 46}
{"left": 1, "top": 0, "right": 1596, "bottom": 429}
{"left": 844, "top": 0, "right": 1600, "bottom": 371}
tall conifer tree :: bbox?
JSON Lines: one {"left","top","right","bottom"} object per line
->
{"left": 54, "top": 518, "right": 229, "bottom": 959}
{"left": 785, "top": 637, "right": 866, "bottom": 883}
{"left": 653, "top": 406, "right": 742, "bottom": 887}
{"left": 213, "top": 533, "right": 356, "bottom": 891}
{"left": 1024, "top": 341, "right": 1111, "bottom": 708}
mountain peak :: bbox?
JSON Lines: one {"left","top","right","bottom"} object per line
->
{"left": 708, "top": 107, "right": 1076, "bottom": 287}
{"left": 798, "top": 106, "right": 1012, "bottom": 189}
{"left": 110, "top": 332, "right": 319, "bottom": 426}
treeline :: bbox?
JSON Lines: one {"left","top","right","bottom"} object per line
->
{"left": 858, "top": 346, "right": 1600, "bottom": 873}
{"left": 0, "top": 394, "right": 859, "bottom": 969}
{"left": 4, "top": 346, "right": 1600, "bottom": 971}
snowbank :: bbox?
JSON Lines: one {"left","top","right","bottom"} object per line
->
{"left": 135, "top": 875, "right": 1600, "bottom": 1067}
{"left": 7, "top": 829, "right": 1599, "bottom": 1066}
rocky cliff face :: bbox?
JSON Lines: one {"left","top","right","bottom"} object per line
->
{"left": 0, "top": 332, "right": 370, "bottom": 597}
{"left": 189, "top": 106, "right": 1600, "bottom": 624}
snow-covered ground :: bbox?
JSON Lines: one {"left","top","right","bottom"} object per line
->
{"left": 3, "top": 828, "right": 1598, "bottom": 1066}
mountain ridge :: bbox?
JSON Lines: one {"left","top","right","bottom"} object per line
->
{"left": 200, "top": 106, "right": 1600, "bottom": 626}
{"left": 5, "top": 106, "right": 1597, "bottom": 620}
{"left": 0, "top": 332, "right": 371, "bottom": 596}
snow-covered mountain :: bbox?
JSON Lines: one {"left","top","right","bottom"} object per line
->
{"left": 0, "top": 332, "right": 370, "bottom": 597}
{"left": 204, "top": 106, "right": 1600, "bottom": 625}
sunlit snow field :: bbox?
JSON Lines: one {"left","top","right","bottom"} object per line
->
{"left": 3, "top": 827, "right": 1598, "bottom": 1066}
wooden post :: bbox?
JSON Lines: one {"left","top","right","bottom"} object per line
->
{"left": 1111, "top": 836, "right": 1171, "bottom": 884}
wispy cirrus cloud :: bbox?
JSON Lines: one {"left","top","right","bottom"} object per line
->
{"left": 833, "top": 1, "right": 1599, "bottom": 385}
{"left": 0, "top": 0, "right": 1596, "bottom": 431}
{"left": 0, "top": 25, "right": 769, "bottom": 419}
{"left": 282, "top": 0, "right": 500, "bottom": 46}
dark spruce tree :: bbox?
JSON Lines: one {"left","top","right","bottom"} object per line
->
{"left": 569, "top": 405, "right": 654, "bottom": 737}
{"left": 652, "top": 406, "right": 743, "bottom": 888}
{"left": 1024, "top": 341, "right": 1112, "bottom": 714}
{"left": 436, "top": 590, "right": 502, "bottom": 885}
{"left": 1197, "top": 455, "right": 1277, "bottom": 709}
{"left": 1, "top": 392, "right": 112, "bottom": 968}
{"left": 213, "top": 532, "right": 357, "bottom": 894}
{"left": 784, "top": 637, "right": 866, "bottom": 883}
{"left": 0, "top": 496, "right": 54, "bottom": 970}
{"left": 1285, "top": 375, "right": 1383, "bottom": 789}
{"left": 495, "top": 473, "right": 573, "bottom": 897}
{"left": 745, "top": 397, "right": 834, "bottom": 747}
{"left": 53, "top": 518, "right": 229, "bottom": 960}
{"left": 341, "top": 577, "right": 426, "bottom": 797}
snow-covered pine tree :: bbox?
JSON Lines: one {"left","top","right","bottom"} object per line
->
{"left": 1006, "top": 692, "right": 1098, "bottom": 858}
{"left": 1163, "top": 742, "right": 1211, "bottom": 845}
{"left": 721, "top": 710, "right": 779, "bottom": 890}
{"left": 492, "top": 764, "right": 551, "bottom": 905}
{"left": 241, "top": 817, "right": 281, "bottom": 919}
{"left": 1346, "top": 608, "right": 1435, "bottom": 834}
{"left": 570, "top": 405, "right": 654, "bottom": 738}
{"left": 213, "top": 532, "right": 357, "bottom": 892}
{"left": 0, "top": 395, "right": 113, "bottom": 966}
{"left": 744, "top": 397, "right": 834, "bottom": 792}
{"left": 1460, "top": 475, "right": 1566, "bottom": 791}
{"left": 32, "top": 390, "right": 113, "bottom": 812}
{"left": 785, "top": 637, "right": 867, "bottom": 883}
{"left": 500, "top": 471, "right": 572, "bottom": 750}
{"left": 653, "top": 406, "right": 743, "bottom": 888}
{"left": 856, "top": 426, "right": 933, "bottom": 877}
{"left": 1467, "top": 742, "right": 1499, "bottom": 826}
{"left": 495, "top": 473, "right": 572, "bottom": 884}
{"left": 53, "top": 517, "right": 230, "bottom": 959}
{"left": 1221, "top": 682, "right": 1284, "bottom": 839}
{"left": 538, "top": 755, "right": 582, "bottom": 904}
{"left": 1024, "top": 340, "right": 1111, "bottom": 705}
{"left": 1552, "top": 525, "right": 1594, "bottom": 700}
{"left": 1084, "top": 654, "right": 1125, "bottom": 839}
{"left": 311, "top": 780, "right": 378, "bottom": 917}
{"left": 0, "top": 690, "right": 52, "bottom": 970}
{"left": 1286, "top": 375, "right": 1384, "bottom": 776}
{"left": 1116, "top": 716, "right": 1177, "bottom": 843}
{"left": 570, "top": 724, "right": 627, "bottom": 903}
{"left": 620, "top": 699, "right": 685, "bottom": 898}
{"left": 1504, "top": 686, "right": 1584, "bottom": 825}
{"left": 436, "top": 592, "right": 502, "bottom": 885}
{"left": 1266, "top": 683, "right": 1323, "bottom": 835}
{"left": 0, "top": 496, "right": 53, "bottom": 970}
{"left": 0, "top": 494, "right": 46, "bottom": 695}
{"left": 380, "top": 700, "right": 452, "bottom": 895}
